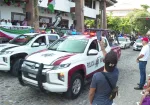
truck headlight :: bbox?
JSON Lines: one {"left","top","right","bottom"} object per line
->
{"left": 0, "top": 51, "right": 13, "bottom": 55}
{"left": 58, "top": 72, "right": 65, "bottom": 81}
{"left": 3, "top": 57, "right": 8, "bottom": 63}
{"left": 52, "top": 63, "right": 71, "bottom": 70}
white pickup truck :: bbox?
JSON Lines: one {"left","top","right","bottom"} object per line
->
{"left": 18, "top": 35, "right": 121, "bottom": 99}
{"left": 0, "top": 33, "right": 60, "bottom": 76}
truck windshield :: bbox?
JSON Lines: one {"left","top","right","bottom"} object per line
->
{"left": 48, "top": 38, "right": 89, "bottom": 53}
{"left": 9, "top": 35, "right": 36, "bottom": 45}
{"left": 136, "top": 39, "right": 142, "bottom": 43}
{"left": 118, "top": 37, "right": 126, "bottom": 41}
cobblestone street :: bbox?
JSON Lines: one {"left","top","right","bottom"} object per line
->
{"left": 0, "top": 48, "right": 150, "bottom": 105}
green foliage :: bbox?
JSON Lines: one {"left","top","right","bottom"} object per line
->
{"left": 84, "top": 19, "right": 95, "bottom": 28}
{"left": 107, "top": 14, "right": 132, "bottom": 34}
{"left": 127, "top": 4, "right": 150, "bottom": 35}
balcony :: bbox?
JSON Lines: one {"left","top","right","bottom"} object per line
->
{"left": 84, "top": 7, "right": 97, "bottom": 18}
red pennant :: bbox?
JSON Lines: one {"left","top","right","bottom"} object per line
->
{"left": 48, "top": 0, "right": 53, "bottom": 3}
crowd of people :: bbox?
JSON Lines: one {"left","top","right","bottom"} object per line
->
{"left": 0, "top": 18, "right": 27, "bottom": 27}
{"left": 87, "top": 36, "right": 150, "bottom": 105}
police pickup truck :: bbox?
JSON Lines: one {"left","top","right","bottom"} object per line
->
{"left": 0, "top": 33, "right": 59, "bottom": 76}
{"left": 18, "top": 34, "right": 121, "bottom": 99}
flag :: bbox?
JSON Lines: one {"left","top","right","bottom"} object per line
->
{"left": 47, "top": 0, "right": 55, "bottom": 13}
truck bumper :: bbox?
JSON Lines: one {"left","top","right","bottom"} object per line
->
{"left": 18, "top": 59, "right": 68, "bottom": 93}
{"left": 23, "top": 76, "right": 67, "bottom": 92}
{"left": 0, "top": 57, "right": 10, "bottom": 71}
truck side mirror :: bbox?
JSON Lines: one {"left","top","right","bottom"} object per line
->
{"left": 32, "top": 43, "right": 40, "bottom": 47}
{"left": 88, "top": 49, "right": 98, "bottom": 55}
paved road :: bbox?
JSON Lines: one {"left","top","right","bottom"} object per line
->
{"left": 0, "top": 48, "right": 150, "bottom": 105}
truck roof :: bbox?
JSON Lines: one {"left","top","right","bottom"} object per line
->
{"left": 24, "top": 33, "right": 39, "bottom": 36}
{"left": 63, "top": 35, "right": 105, "bottom": 40}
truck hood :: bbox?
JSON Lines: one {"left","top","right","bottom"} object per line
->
{"left": 26, "top": 50, "right": 80, "bottom": 65}
{"left": 0, "top": 44, "right": 19, "bottom": 52}
{"left": 135, "top": 42, "right": 142, "bottom": 46}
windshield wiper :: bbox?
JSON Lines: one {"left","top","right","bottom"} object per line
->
{"left": 48, "top": 48, "right": 56, "bottom": 51}
{"left": 57, "top": 50, "right": 68, "bottom": 52}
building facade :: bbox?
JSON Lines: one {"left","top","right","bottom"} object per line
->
{"left": 106, "top": 9, "right": 135, "bottom": 17}
{"left": 0, "top": 0, "right": 117, "bottom": 29}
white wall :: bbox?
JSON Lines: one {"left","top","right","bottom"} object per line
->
{"left": 39, "top": 0, "right": 99, "bottom": 19}
{"left": 0, "top": 4, "right": 23, "bottom": 20}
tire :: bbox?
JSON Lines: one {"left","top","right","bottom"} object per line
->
{"left": 11, "top": 59, "right": 20, "bottom": 76}
{"left": 64, "top": 73, "right": 83, "bottom": 99}
{"left": 124, "top": 45, "right": 126, "bottom": 49}
{"left": 128, "top": 45, "right": 130, "bottom": 48}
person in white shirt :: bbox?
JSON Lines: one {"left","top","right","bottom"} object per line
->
{"left": 134, "top": 37, "right": 150, "bottom": 90}
{"left": 0, "top": 19, "right": 6, "bottom": 26}
{"left": 7, "top": 19, "right": 12, "bottom": 26}
{"left": 16, "top": 21, "right": 20, "bottom": 26}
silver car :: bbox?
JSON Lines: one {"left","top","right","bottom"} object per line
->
{"left": 133, "top": 39, "right": 143, "bottom": 51}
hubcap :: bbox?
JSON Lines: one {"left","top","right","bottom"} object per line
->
{"left": 72, "top": 78, "right": 81, "bottom": 95}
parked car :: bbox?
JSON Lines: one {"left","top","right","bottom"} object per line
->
{"left": 118, "top": 37, "right": 131, "bottom": 49}
{"left": 18, "top": 34, "right": 121, "bottom": 99}
{"left": 133, "top": 39, "right": 143, "bottom": 51}
{"left": 0, "top": 33, "right": 60, "bottom": 76}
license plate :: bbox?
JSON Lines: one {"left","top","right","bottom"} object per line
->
{"left": 28, "top": 73, "right": 36, "bottom": 78}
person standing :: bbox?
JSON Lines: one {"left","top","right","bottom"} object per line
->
{"left": 89, "top": 40, "right": 119, "bottom": 105}
{"left": 134, "top": 37, "right": 150, "bottom": 90}
{"left": 7, "top": 19, "right": 12, "bottom": 26}
{"left": 22, "top": 18, "right": 27, "bottom": 26}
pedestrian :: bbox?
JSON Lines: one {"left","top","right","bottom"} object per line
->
{"left": 22, "top": 18, "right": 27, "bottom": 26}
{"left": 134, "top": 37, "right": 150, "bottom": 90}
{"left": 0, "top": 19, "right": 6, "bottom": 26}
{"left": 89, "top": 40, "right": 119, "bottom": 105}
{"left": 7, "top": 19, "right": 12, "bottom": 26}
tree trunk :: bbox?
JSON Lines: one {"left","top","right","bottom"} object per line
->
{"left": 75, "top": 0, "right": 84, "bottom": 32}
{"left": 33, "top": 0, "right": 39, "bottom": 31}
{"left": 26, "top": 0, "right": 39, "bottom": 31}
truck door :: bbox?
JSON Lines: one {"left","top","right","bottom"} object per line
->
{"left": 29, "top": 36, "right": 47, "bottom": 54}
{"left": 85, "top": 40, "right": 104, "bottom": 75}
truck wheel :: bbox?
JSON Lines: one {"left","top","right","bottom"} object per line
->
{"left": 11, "top": 59, "right": 20, "bottom": 76}
{"left": 64, "top": 73, "right": 83, "bottom": 99}
{"left": 124, "top": 45, "right": 126, "bottom": 49}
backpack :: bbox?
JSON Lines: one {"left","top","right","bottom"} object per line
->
{"left": 101, "top": 72, "right": 118, "bottom": 100}
{"left": 142, "top": 96, "right": 150, "bottom": 105}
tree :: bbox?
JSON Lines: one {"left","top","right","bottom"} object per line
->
{"left": 127, "top": 5, "right": 150, "bottom": 35}
{"left": 84, "top": 19, "right": 95, "bottom": 28}
{"left": 107, "top": 14, "right": 132, "bottom": 34}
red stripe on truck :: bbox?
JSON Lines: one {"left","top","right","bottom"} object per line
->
{"left": 52, "top": 54, "right": 76, "bottom": 65}
{"left": 25, "top": 49, "right": 48, "bottom": 59}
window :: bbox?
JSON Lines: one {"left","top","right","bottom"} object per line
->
{"left": 34, "top": 36, "right": 46, "bottom": 46}
{"left": 59, "top": 19, "right": 69, "bottom": 28}
{"left": 85, "top": 0, "right": 92, "bottom": 8}
{"left": 102, "top": 39, "right": 108, "bottom": 48}
{"left": 69, "top": 0, "right": 75, "bottom": 2}
{"left": 11, "top": 12, "right": 25, "bottom": 25}
{"left": 48, "top": 35, "right": 58, "bottom": 44}
{"left": 93, "top": 1, "right": 96, "bottom": 9}
{"left": 48, "top": 38, "right": 89, "bottom": 53}
{"left": 88, "top": 40, "right": 99, "bottom": 51}
{"left": 9, "top": 35, "right": 36, "bottom": 45}
{"left": 39, "top": 16, "right": 52, "bottom": 27}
